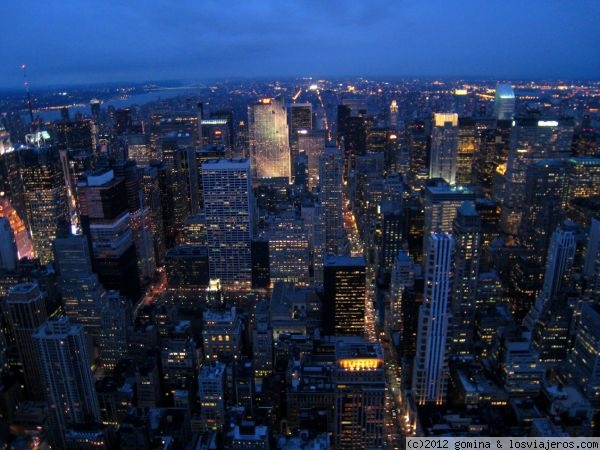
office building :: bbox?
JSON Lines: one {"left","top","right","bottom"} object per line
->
{"left": 202, "top": 159, "right": 254, "bottom": 287}
{"left": 567, "top": 302, "right": 600, "bottom": 407}
{"left": 297, "top": 129, "right": 327, "bottom": 191}
{"left": 53, "top": 234, "right": 107, "bottom": 337}
{"left": 198, "top": 361, "right": 226, "bottom": 431}
{"left": 501, "top": 116, "right": 574, "bottom": 234}
{"left": 20, "top": 147, "right": 69, "bottom": 265}
{"left": 266, "top": 215, "right": 310, "bottom": 285}
{"left": 77, "top": 170, "right": 140, "bottom": 300}
{"left": 6, "top": 282, "right": 48, "bottom": 399}
{"left": 450, "top": 202, "right": 481, "bottom": 356}
{"left": 493, "top": 84, "right": 516, "bottom": 120}
{"left": 248, "top": 97, "right": 290, "bottom": 180}
{"left": 98, "top": 292, "right": 132, "bottom": 372}
{"left": 333, "top": 339, "right": 385, "bottom": 450}
{"left": 319, "top": 145, "right": 345, "bottom": 255}
{"left": 0, "top": 217, "right": 17, "bottom": 271}
{"left": 202, "top": 307, "right": 242, "bottom": 361}
{"left": 423, "top": 182, "right": 476, "bottom": 256}
{"left": 456, "top": 118, "right": 479, "bottom": 185}
{"left": 412, "top": 232, "right": 454, "bottom": 405}
{"left": 323, "top": 255, "right": 366, "bottom": 336}
{"left": 33, "top": 317, "right": 100, "bottom": 447}
{"left": 429, "top": 113, "right": 459, "bottom": 185}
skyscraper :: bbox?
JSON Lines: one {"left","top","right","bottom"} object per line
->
{"left": 423, "top": 182, "right": 476, "bottom": 256}
{"left": 323, "top": 255, "right": 366, "bottom": 336}
{"left": 19, "top": 146, "right": 69, "bottom": 265}
{"left": 6, "top": 282, "right": 48, "bottom": 399}
{"left": 567, "top": 302, "right": 600, "bottom": 408}
{"left": 333, "top": 339, "right": 385, "bottom": 450}
{"left": 77, "top": 170, "right": 141, "bottom": 300}
{"left": 0, "top": 217, "right": 18, "bottom": 271}
{"left": 412, "top": 232, "right": 454, "bottom": 405}
{"left": 319, "top": 145, "right": 345, "bottom": 255}
{"left": 248, "top": 97, "right": 290, "bottom": 180}
{"left": 33, "top": 317, "right": 101, "bottom": 447}
{"left": 501, "top": 116, "right": 574, "bottom": 234}
{"left": 450, "top": 202, "right": 481, "bottom": 356}
{"left": 297, "top": 130, "right": 327, "bottom": 191}
{"left": 493, "top": 84, "right": 516, "bottom": 121}
{"left": 202, "top": 159, "right": 254, "bottom": 287}
{"left": 53, "top": 233, "right": 107, "bottom": 337}
{"left": 429, "top": 113, "right": 459, "bottom": 185}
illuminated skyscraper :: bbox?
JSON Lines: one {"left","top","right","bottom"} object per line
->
{"left": 422, "top": 182, "right": 476, "bottom": 256}
{"left": 288, "top": 102, "right": 312, "bottom": 164}
{"left": 266, "top": 214, "right": 310, "bottom": 285}
{"left": 19, "top": 147, "right": 69, "bottom": 265}
{"left": 248, "top": 97, "right": 290, "bottom": 180}
{"left": 501, "top": 116, "right": 574, "bottom": 234}
{"left": 297, "top": 129, "right": 327, "bottom": 191}
{"left": 126, "top": 134, "right": 154, "bottom": 167}
{"left": 323, "top": 255, "right": 366, "bottom": 336}
{"left": 202, "top": 159, "right": 254, "bottom": 287}
{"left": 6, "top": 282, "right": 48, "bottom": 399}
{"left": 319, "top": 145, "right": 345, "bottom": 255}
{"left": 429, "top": 113, "right": 459, "bottom": 185}
{"left": 33, "top": 317, "right": 100, "bottom": 447}
{"left": 450, "top": 202, "right": 481, "bottom": 356}
{"left": 456, "top": 118, "right": 479, "bottom": 185}
{"left": 493, "top": 84, "right": 515, "bottom": 121}
{"left": 412, "top": 232, "right": 454, "bottom": 405}
{"left": 333, "top": 339, "right": 385, "bottom": 450}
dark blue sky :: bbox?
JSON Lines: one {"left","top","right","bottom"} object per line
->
{"left": 3, "top": 0, "right": 599, "bottom": 88}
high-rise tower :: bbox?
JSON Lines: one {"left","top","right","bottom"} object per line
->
{"left": 429, "top": 113, "right": 459, "bottom": 185}
{"left": 202, "top": 159, "right": 254, "bottom": 288}
{"left": 412, "top": 232, "right": 454, "bottom": 405}
{"left": 248, "top": 97, "right": 290, "bottom": 180}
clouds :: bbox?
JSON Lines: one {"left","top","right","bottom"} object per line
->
{"left": 1, "top": 0, "right": 599, "bottom": 87}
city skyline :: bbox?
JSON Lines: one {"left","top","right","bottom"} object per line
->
{"left": 2, "top": 0, "right": 600, "bottom": 88}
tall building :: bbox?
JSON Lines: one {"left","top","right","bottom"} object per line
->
{"left": 429, "top": 113, "right": 459, "bottom": 185}
{"left": 288, "top": 102, "right": 313, "bottom": 164}
{"left": 388, "top": 250, "right": 415, "bottom": 337}
{"left": 323, "top": 255, "right": 366, "bottom": 336}
{"left": 248, "top": 97, "right": 290, "bottom": 180}
{"left": 19, "top": 146, "right": 69, "bottom": 265}
{"left": 0, "top": 217, "right": 18, "bottom": 271}
{"left": 126, "top": 134, "right": 154, "bottom": 167}
{"left": 161, "top": 132, "right": 199, "bottom": 215}
{"left": 6, "top": 282, "right": 48, "bottom": 399}
{"left": 519, "top": 160, "right": 568, "bottom": 258}
{"left": 98, "top": 292, "right": 132, "bottom": 372}
{"left": 333, "top": 339, "right": 385, "bottom": 450}
{"left": 567, "top": 302, "right": 600, "bottom": 408}
{"left": 450, "top": 202, "right": 481, "bottom": 356}
{"left": 583, "top": 217, "right": 600, "bottom": 294}
{"left": 198, "top": 361, "right": 226, "bottom": 431}
{"left": 319, "top": 145, "right": 345, "bottom": 255}
{"left": 202, "top": 159, "right": 254, "bottom": 287}
{"left": 493, "top": 84, "right": 516, "bottom": 120}
{"left": 412, "top": 232, "right": 454, "bottom": 405}
{"left": 202, "top": 307, "right": 242, "bottom": 361}
{"left": 77, "top": 170, "right": 141, "bottom": 301}
{"left": 379, "top": 201, "right": 403, "bottom": 271}
{"left": 53, "top": 234, "right": 107, "bottom": 337}
{"left": 423, "top": 182, "right": 476, "bottom": 256}
{"left": 501, "top": 116, "right": 574, "bottom": 234}
{"left": 297, "top": 130, "right": 327, "bottom": 191}
{"left": 456, "top": 118, "right": 480, "bottom": 185}
{"left": 33, "top": 317, "right": 101, "bottom": 447}
{"left": 266, "top": 214, "right": 310, "bottom": 285}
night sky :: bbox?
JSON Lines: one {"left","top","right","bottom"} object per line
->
{"left": 3, "top": 0, "right": 599, "bottom": 88}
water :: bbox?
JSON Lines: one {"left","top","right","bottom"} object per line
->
{"left": 36, "top": 87, "right": 203, "bottom": 122}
